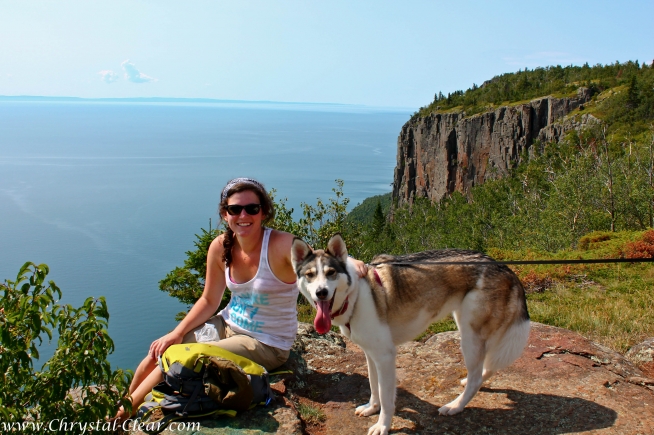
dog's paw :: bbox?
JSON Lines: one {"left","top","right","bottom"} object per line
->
{"left": 355, "top": 402, "right": 380, "bottom": 417}
{"left": 460, "top": 377, "right": 467, "bottom": 386}
{"left": 438, "top": 401, "right": 465, "bottom": 416}
{"left": 367, "top": 422, "right": 390, "bottom": 435}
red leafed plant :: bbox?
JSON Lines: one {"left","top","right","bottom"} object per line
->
{"left": 519, "top": 270, "right": 554, "bottom": 294}
{"left": 622, "top": 230, "right": 654, "bottom": 259}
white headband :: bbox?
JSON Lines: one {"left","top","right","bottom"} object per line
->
{"left": 221, "top": 178, "right": 266, "bottom": 201}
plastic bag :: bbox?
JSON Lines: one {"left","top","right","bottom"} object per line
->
{"left": 194, "top": 322, "right": 220, "bottom": 343}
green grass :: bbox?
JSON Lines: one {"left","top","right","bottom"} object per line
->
{"left": 417, "top": 317, "right": 458, "bottom": 340}
{"left": 525, "top": 262, "right": 654, "bottom": 353}
{"left": 296, "top": 402, "right": 326, "bottom": 425}
{"left": 507, "top": 230, "right": 654, "bottom": 353}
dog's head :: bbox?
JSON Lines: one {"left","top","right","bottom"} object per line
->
{"left": 291, "top": 234, "right": 353, "bottom": 334}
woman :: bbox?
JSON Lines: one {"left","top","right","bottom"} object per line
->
{"left": 114, "top": 177, "right": 366, "bottom": 420}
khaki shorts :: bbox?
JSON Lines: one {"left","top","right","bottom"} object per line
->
{"left": 182, "top": 315, "right": 290, "bottom": 371}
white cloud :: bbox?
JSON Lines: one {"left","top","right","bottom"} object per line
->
{"left": 121, "top": 60, "right": 156, "bottom": 83}
{"left": 98, "top": 70, "right": 119, "bottom": 83}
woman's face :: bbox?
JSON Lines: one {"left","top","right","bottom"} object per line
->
{"left": 223, "top": 189, "right": 264, "bottom": 237}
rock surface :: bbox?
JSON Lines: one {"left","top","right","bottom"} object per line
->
{"left": 626, "top": 337, "right": 654, "bottom": 379}
{"left": 392, "top": 89, "right": 597, "bottom": 205}
{"left": 132, "top": 323, "right": 654, "bottom": 434}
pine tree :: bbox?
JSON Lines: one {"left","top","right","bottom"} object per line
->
{"left": 372, "top": 200, "right": 385, "bottom": 236}
{"left": 626, "top": 75, "right": 639, "bottom": 109}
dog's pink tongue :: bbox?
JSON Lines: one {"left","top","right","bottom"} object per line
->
{"left": 314, "top": 300, "right": 332, "bottom": 334}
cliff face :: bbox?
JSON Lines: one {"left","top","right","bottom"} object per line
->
{"left": 392, "top": 88, "right": 596, "bottom": 205}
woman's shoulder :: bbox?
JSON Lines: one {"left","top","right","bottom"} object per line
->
{"left": 208, "top": 233, "right": 226, "bottom": 256}
{"left": 266, "top": 229, "right": 300, "bottom": 280}
{"left": 268, "top": 228, "right": 296, "bottom": 246}
{"left": 268, "top": 228, "right": 297, "bottom": 257}
{"left": 211, "top": 232, "right": 226, "bottom": 245}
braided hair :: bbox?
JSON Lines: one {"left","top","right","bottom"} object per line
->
{"left": 218, "top": 178, "right": 275, "bottom": 268}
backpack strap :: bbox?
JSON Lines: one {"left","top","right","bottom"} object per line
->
{"left": 269, "top": 369, "right": 293, "bottom": 375}
{"left": 179, "top": 382, "right": 204, "bottom": 417}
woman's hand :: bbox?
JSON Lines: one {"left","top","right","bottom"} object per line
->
{"left": 149, "top": 330, "right": 183, "bottom": 360}
{"left": 350, "top": 257, "right": 368, "bottom": 278}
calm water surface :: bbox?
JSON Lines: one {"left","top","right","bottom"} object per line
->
{"left": 0, "top": 100, "right": 409, "bottom": 368}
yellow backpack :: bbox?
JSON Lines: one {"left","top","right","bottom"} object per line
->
{"left": 136, "top": 343, "right": 273, "bottom": 434}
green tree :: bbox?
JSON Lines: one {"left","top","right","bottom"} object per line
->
{"left": 0, "top": 262, "right": 132, "bottom": 430}
{"left": 626, "top": 75, "right": 640, "bottom": 110}
{"left": 158, "top": 223, "right": 222, "bottom": 320}
{"left": 371, "top": 200, "right": 385, "bottom": 236}
{"left": 267, "top": 189, "right": 309, "bottom": 239}
{"left": 296, "top": 179, "right": 358, "bottom": 251}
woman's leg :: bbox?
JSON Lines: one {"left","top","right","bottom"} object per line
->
{"left": 128, "top": 365, "right": 164, "bottom": 412}
{"left": 113, "top": 355, "right": 162, "bottom": 421}
{"left": 130, "top": 355, "right": 157, "bottom": 394}
{"left": 212, "top": 334, "right": 289, "bottom": 371}
{"left": 183, "top": 316, "right": 289, "bottom": 371}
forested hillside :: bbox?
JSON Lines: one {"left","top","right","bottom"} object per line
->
{"left": 351, "top": 60, "right": 654, "bottom": 257}
{"left": 346, "top": 193, "right": 391, "bottom": 225}
{"left": 420, "top": 60, "right": 653, "bottom": 135}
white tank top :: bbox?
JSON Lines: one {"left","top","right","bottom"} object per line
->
{"left": 219, "top": 228, "right": 299, "bottom": 350}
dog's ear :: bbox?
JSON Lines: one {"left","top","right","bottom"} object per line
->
{"left": 326, "top": 233, "right": 348, "bottom": 262}
{"left": 291, "top": 237, "right": 312, "bottom": 268}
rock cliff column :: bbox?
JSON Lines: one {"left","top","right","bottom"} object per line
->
{"left": 392, "top": 90, "right": 593, "bottom": 206}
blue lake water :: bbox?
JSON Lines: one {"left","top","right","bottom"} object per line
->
{"left": 0, "top": 100, "right": 410, "bottom": 369}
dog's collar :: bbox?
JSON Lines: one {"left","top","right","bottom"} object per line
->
{"left": 330, "top": 296, "right": 349, "bottom": 320}
{"left": 332, "top": 269, "right": 382, "bottom": 334}
{"left": 332, "top": 268, "right": 381, "bottom": 320}
{"left": 373, "top": 268, "right": 383, "bottom": 286}
{"left": 337, "top": 269, "right": 381, "bottom": 334}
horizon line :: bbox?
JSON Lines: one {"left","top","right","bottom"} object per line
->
{"left": 0, "top": 95, "right": 414, "bottom": 111}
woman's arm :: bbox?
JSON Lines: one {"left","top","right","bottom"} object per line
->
{"left": 148, "top": 235, "right": 227, "bottom": 358}
{"left": 349, "top": 256, "right": 368, "bottom": 278}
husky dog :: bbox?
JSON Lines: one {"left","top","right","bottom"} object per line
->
{"left": 291, "top": 234, "right": 530, "bottom": 435}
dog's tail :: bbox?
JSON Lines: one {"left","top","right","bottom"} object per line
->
{"left": 483, "top": 318, "right": 530, "bottom": 372}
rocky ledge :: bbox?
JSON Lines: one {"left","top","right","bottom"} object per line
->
{"left": 392, "top": 88, "right": 599, "bottom": 206}
{"left": 133, "top": 323, "right": 654, "bottom": 435}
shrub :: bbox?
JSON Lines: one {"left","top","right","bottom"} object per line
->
{"left": 519, "top": 270, "right": 554, "bottom": 294}
{"left": 579, "top": 231, "right": 616, "bottom": 251}
{"left": 159, "top": 224, "right": 223, "bottom": 320}
{"left": 0, "top": 262, "right": 132, "bottom": 428}
{"left": 622, "top": 229, "right": 654, "bottom": 258}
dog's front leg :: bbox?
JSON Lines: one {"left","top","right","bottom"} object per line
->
{"left": 355, "top": 353, "right": 381, "bottom": 417}
{"left": 365, "top": 348, "right": 397, "bottom": 435}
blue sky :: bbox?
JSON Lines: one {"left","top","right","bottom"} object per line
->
{"left": 1, "top": 0, "right": 652, "bottom": 108}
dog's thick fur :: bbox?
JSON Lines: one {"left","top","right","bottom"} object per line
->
{"left": 291, "top": 235, "right": 530, "bottom": 435}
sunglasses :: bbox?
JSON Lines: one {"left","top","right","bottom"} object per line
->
{"left": 225, "top": 203, "right": 262, "bottom": 216}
